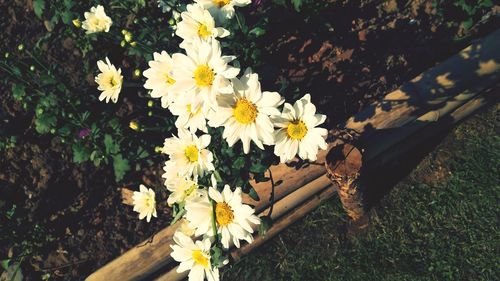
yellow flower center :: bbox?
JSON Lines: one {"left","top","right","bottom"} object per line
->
{"left": 192, "top": 250, "right": 209, "bottom": 267}
{"left": 213, "top": 0, "right": 231, "bottom": 7}
{"left": 184, "top": 145, "right": 199, "bottom": 162}
{"left": 198, "top": 24, "right": 212, "bottom": 39}
{"left": 215, "top": 202, "right": 234, "bottom": 226}
{"left": 164, "top": 72, "right": 176, "bottom": 85}
{"left": 194, "top": 65, "right": 215, "bottom": 87}
{"left": 144, "top": 196, "right": 154, "bottom": 208}
{"left": 233, "top": 99, "right": 258, "bottom": 124}
{"left": 287, "top": 120, "right": 308, "bottom": 140}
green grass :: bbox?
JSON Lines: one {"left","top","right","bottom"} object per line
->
{"left": 223, "top": 105, "right": 499, "bottom": 281}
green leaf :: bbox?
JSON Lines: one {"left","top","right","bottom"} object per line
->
{"left": 104, "top": 134, "right": 120, "bottom": 155}
{"left": 0, "top": 259, "right": 9, "bottom": 270}
{"left": 250, "top": 162, "right": 267, "bottom": 174}
{"left": 248, "top": 187, "right": 260, "bottom": 201}
{"left": 61, "top": 11, "right": 74, "bottom": 25}
{"left": 249, "top": 27, "right": 266, "bottom": 37}
{"left": 233, "top": 156, "right": 245, "bottom": 170}
{"left": 461, "top": 18, "right": 474, "bottom": 31}
{"left": 72, "top": 143, "right": 91, "bottom": 163}
{"left": 35, "top": 114, "right": 56, "bottom": 134}
{"left": 258, "top": 216, "right": 273, "bottom": 236}
{"left": 113, "top": 154, "right": 130, "bottom": 182}
{"left": 40, "top": 74, "right": 57, "bottom": 86}
{"left": 33, "top": 0, "right": 45, "bottom": 19}
{"left": 11, "top": 84, "right": 26, "bottom": 100}
{"left": 291, "top": 0, "right": 303, "bottom": 11}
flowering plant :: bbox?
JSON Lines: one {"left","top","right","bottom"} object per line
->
{"left": 89, "top": 1, "right": 328, "bottom": 279}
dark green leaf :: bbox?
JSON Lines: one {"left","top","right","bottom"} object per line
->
{"left": 291, "top": 0, "right": 303, "bottom": 11}
{"left": 33, "top": 0, "right": 45, "bottom": 18}
{"left": 11, "top": 84, "right": 26, "bottom": 100}
{"left": 249, "top": 27, "right": 266, "bottom": 37}
{"left": 113, "top": 154, "right": 130, "bottom": 182}
{"left": 35, "top": 114, "right": 56, "bottom": 134}
{"left": 72, "top": 143, "right": 91, "bottom": 163}
{"left": 248, "top": 187, "right": 260, "bottom": 201}
{"left": 258, "top": 216, "right": 273, "bottom": 236}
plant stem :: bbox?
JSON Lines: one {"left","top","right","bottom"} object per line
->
{"left": 267, "top": 168, "right": 275, "bottom": 217}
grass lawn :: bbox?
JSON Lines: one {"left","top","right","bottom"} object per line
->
{"left": 222, "top": 104, "right": 499, "bottom": 281}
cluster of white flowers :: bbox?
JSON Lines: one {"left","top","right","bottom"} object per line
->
{"left": 88, "top": 2, "right": 329, "bottom": 280}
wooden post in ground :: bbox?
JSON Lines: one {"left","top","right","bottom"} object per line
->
{"left": 324, "top": 28, "right": 500, "bottom": 221}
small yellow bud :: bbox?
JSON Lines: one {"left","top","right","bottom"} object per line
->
{"left": 147, "top": 100, "right": 154, "bottom": 107}
{"left": 168, "top": 18, "right": 175, "bottom": 26}
{"left": 130, "top": 41, "right": 137, "bottom": 47}
{"left": 120, "top": 40, "right": 126, "bottom": 47}
{"left": 129, "top": 121, "right": 140, "bottom": 131}
{"left": 30, "top": 65, "right": 35, "bottom": 71}
{"left": 17, "top": 44, "right": 24, "bottom": 51}
{"left": 133, "top": 69, "right": 141, "bottom": 77}
{"left": 154, "top": 146, "right": 163, "bottom": 153}
{"left": 4, "top": 52, "right": 9, "bottom": 58}
{"left": 147, "top": 111, "right": 153, "bottom": 117}
{"left": 72, "top": 19, "right": 81, "bottom": 28}
{"left": 124, "top": 32, "right": 133, "bottom": 43}
{"left": 121, "top": 29, "right": 127, "bottom": 35}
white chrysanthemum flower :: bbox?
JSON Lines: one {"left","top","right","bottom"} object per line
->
{"left": 143, "top": 51, "right": 178, "bottom": 108}
{"left": 194, "top": 0, "right": 251, "bottom": 23}
{"left": 208, "top": 68, "right": 283, "bottom": 153}
{"left": 132, "top": 185, "right": 157, "bottom": 222}
{"left": 170, "top": 232, "right": 219, "bottom": 281}
{"left": 162, "top": 163, "right": 200, "bottom": 206}
{"left": 172, "top": 39, "right": 239, "bottom": 112}
{"left": 162, "top": 129, "right": 215, "bottom": 179}
{"left": 176, "top": 4, "right": 229, "bottom": 45}
{"left": 185, "top": 176, "right": 260, "bottom": 249}
{"left": 169, "top": 95, "right": 209, "bottom": 133}
{"left": 95, "top": 57, "right": 123, "bottom": 103}
{"left": 82, "top": 5, "right": 112, "bottom": 34}
{"left": 273, "top": 94, "right": 328, "bottom": 163}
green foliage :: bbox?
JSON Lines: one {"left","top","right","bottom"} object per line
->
{"left": 33, "top": 0, "right": 45, "bottom": 19}
{"left": 112, "top": 154, "right": 130, "bottom": 182}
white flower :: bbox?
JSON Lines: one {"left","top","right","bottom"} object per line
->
{"left": 82, "top": 5, "right": 112, "bottom": 34}
{"left": 95, "top": 57, "right": 123, "bottom": 103}
{"left": 162, "top": 129, "right": 215, "bottom": 179}
{"left": 208, "top": 68, "right": 283, "bottom": 153}
{"left": 132, "top": 185, "right": 157, "bottom": 222}
{"left": 170, "top": 232, "right": 219, "bottom": 281}
{"left": 194, "top": 0, "right": 251, "bottom": 23}
{"left": 176, "top": 4, "right": 229, "bottom": 45}
{"left": 185, "top": 176, "right": 260, "bottom": 249}
{"left": 172, "top": 39, "right": 239, "bottom": 112}
{"left": 143, "top": 51, "right": 178, "bottom": 108}
{"left": 209, "top": 184, "right": 260, "bottom": 248}
{"left": 273, "top": 94, "right": 328, "bottom": 163}
{"left": 162, "top": 162, "right": 201, "bottom": 206}
{"left": 169, "top": 95, "right": 209, "bottom": 133}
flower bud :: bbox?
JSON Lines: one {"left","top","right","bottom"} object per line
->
{"left": 72, "top": 19, "right": 81, "bottom": 28}
{"left": 17, "top": 44, "right": 24, "bottom": 51}
{"left": 147, "top": 100, "right": 154, "bottom": 107}
{"left": 133, "top": 69, "right": 141, "bottom": 77}
{"left": 129, "top": 121, "right": 140, "bottom": 131}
